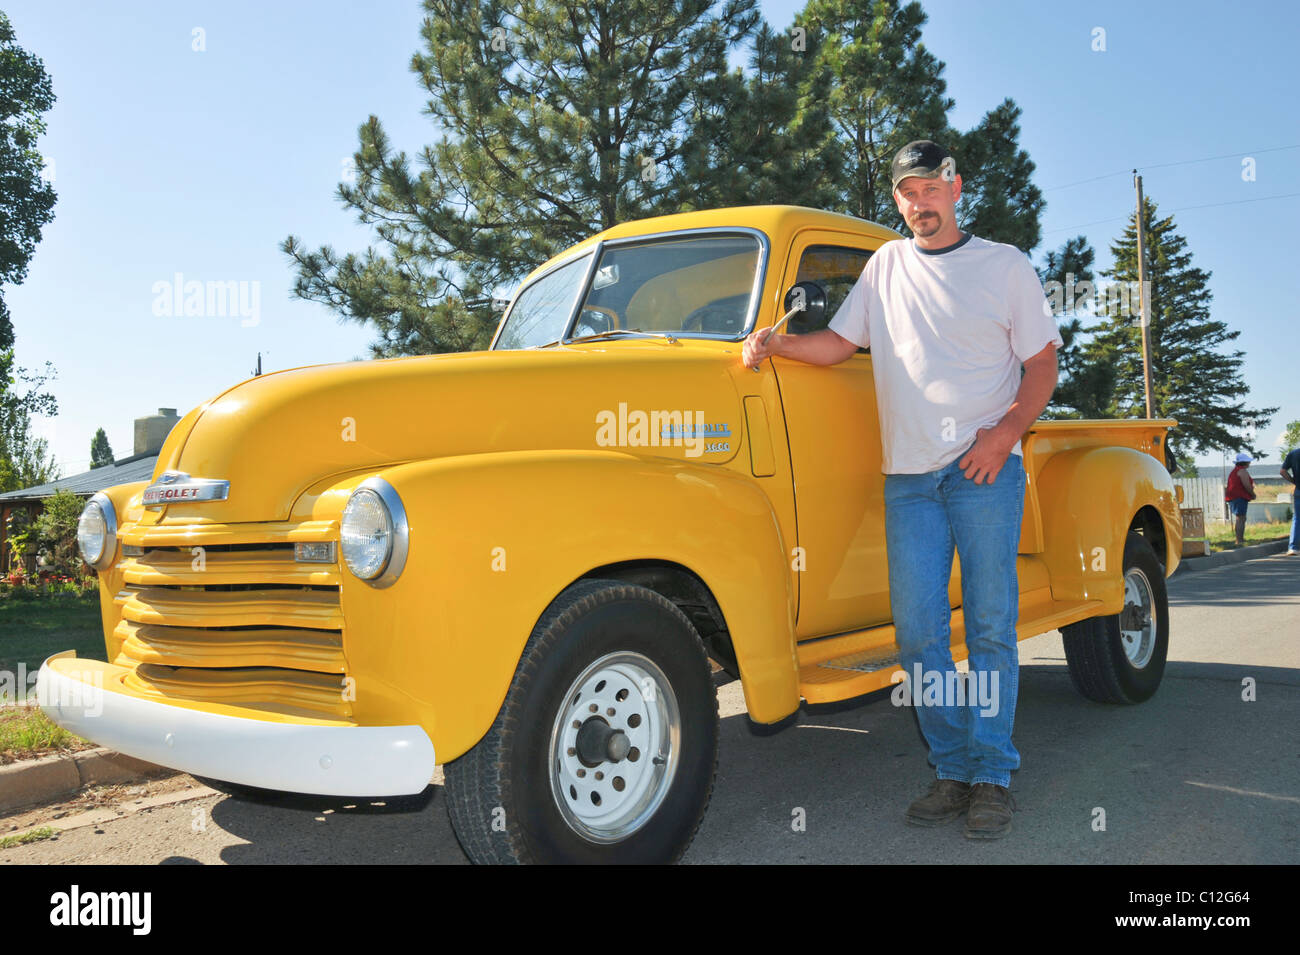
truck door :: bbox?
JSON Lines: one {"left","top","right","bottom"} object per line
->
{"left": 770, "top": 231, "right": 893, "bottom": 638}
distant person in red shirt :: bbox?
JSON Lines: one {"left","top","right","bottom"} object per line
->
{"left": 1224, "top": 452, "right": 1256, "bottom": 546}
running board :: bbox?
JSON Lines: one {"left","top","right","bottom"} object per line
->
{"left": 796, "top": 595, "right": 1104, "bottom": 704}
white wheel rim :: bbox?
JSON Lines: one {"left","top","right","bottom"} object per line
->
{"left": 548, "top": 651, "right": 680, "bottom": 843}
{"left": 1120, "top": 566, "right": 1156, "bottom": 668}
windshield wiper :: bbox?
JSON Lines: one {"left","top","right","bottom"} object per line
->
{"left": 536, "top": 328, "right": 678, "bottom": 348}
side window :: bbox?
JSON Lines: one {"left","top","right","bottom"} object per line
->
{"left": 789, "top": 245, "right": 873, "bottom": 350}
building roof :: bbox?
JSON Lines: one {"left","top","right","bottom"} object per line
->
{"left": 0, "top": 451, "right": 159, "bottom": 502}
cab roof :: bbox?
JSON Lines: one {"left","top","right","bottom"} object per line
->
{"left": 521, "top": 205, "right": 902, "bottom": 286}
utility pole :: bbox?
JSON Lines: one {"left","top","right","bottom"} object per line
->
{"left": 1134, "top": 171, "right": 1155, "bottom": 418}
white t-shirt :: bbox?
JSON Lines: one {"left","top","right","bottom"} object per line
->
{"left": 828, "top": 232, "right": 1063, "bottom": 474}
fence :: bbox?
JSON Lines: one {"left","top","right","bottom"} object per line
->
{"left": 1176, "top": 477, "right": 1229, "bottom": 524}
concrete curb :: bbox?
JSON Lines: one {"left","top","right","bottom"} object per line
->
{"left": 1172, "top": 538, "right": 1291, "bottom": 576}
{"left": 0, "top": 747, "right": 174, "bottom": 814}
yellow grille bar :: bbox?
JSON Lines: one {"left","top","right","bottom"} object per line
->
{"left": 122, "top": 549, "right": 340, "bottom": 587}
{"left": 120, "top": 519, "right": 337, "bottom": 548}
{"left": 124, "top": 663, "right": 352, "bottom": 720}
{"left": 119, "top": 586, "right": 343, "bottom": 630}
{"left": 113, "top": 619, "right": 345, "bottom": 673}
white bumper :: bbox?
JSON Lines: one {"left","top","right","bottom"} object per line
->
{"left": 37, "top": 652, "right": 436, "bottom": 797}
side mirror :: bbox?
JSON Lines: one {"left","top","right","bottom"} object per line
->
{"left": 782, "top": 282, "right": 828, "bottom": 333}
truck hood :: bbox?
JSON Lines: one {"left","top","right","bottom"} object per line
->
{"left": 150, "top": 343, "right": 748, "bottom": 524}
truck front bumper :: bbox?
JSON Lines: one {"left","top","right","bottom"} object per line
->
{"left": 36, "top": 652, "right": 436, "bottom": 797}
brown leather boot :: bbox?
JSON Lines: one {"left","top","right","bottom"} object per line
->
{"left": 964, "top": 783, "right": 1015, "bottom": 839}
{"left": 904, "top": 778, "right": 971, "bottom": 826}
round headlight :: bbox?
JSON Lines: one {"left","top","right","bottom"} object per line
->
{"left": 339, "top": 479, "right": 408, "bottom": 586}
{"left": 77, "top": 493, "right": 118, "bottom": 571}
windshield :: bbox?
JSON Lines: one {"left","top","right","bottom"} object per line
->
{"left": 494, "top": 231, "right": 763, "bottom": 349}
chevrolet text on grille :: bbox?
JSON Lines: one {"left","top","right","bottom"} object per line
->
{"left": 141, "top": 470, "right": 230, "bottom": 508}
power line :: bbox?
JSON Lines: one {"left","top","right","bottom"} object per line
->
{"left": 1041, "top": 143, "right": 1300, "bottom": 192}
{"left": 1042, "top": 190, "right": 1300, "bottom": 236}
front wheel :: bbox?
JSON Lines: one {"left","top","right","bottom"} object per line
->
{"left": 444, "top": 579, "right": 719, "bottom": 864}
{"left": 1061, "top": 531, "right": 1170, "bottom": 703}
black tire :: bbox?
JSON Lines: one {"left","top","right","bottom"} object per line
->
{"left": 1061, "top": 531, "right": 1169, "bottom": 703}
{"left": 444, "top": 579, "right": 719, "bottom": 864}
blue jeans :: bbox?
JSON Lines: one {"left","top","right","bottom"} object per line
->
{"left": 884, "top": 450, "right": 1026, "bottom": 788}
{"left": 1290, "top": 490, "right": 1298, "bottom": 551}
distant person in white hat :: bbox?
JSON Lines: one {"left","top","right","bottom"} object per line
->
{"left": 1224, "top": 452, "right": 1256, "bottom": 547}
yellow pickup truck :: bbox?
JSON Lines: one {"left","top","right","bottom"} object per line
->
{"left": 41, "top": 205, "right": 1181, "bottom": 864}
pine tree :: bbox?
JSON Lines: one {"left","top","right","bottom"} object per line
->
{"left": 1037, "top": 234, "right": 1115, "bottom": 418}
{"left": 283, "top": 0, "right": 770, "bottom": 357}
{"left": 1082, "top": 196, "right": 1276, "bottom": 465}
{"left": 90, "top": 427, "right": 114, "bottom": 468}
{"left": 285, "top": 0, "right": 1047, "bottom": 357}
{"left": 798, "top": 0, "right": 1042, "bottom": 247}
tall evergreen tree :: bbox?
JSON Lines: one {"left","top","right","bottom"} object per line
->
{"left": 286, "top": 0, "right": 1047, "bottom": 356}
{"left": 1037, "top": 234, "right": 1115, "bottom": 418}
{"left": 797, "top": 0, "right": 1042, "bottom": 247}
{"left": 90, "top": 427, "right": 114, "bottom": 469}
{"left": 1082, "top": 196, "right": 1276, "bottom": 465}
{"left": 685, "top": 20, "right": 842, "bottom": 210}
{"left": 284, "top": 0, "right": 771, "bottom": 357}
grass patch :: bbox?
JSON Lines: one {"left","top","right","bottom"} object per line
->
{"left": 0, "top": 826, "right": 57, "bottom": 849}
{"left": 0, "top": 705, "right": 90, "bottom": 762}
{"left": 1203, "top": 520, "right": 1291, "bottom": 551}
{"left": 0, "top": 591, "right": 106, "bottom": 702}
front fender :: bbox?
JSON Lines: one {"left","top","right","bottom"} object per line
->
{"left": 1036, "top": 446, "right": 1180, "bottom": 612}
{"left": 336, "top": 450, "right": 799, "bottom": 763}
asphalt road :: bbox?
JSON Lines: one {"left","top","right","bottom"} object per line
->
{"left": 4, "top": 552, "right": 1297, "bottom": 865}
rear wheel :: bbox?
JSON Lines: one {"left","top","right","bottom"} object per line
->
{"left": 1061, "top": 531, "right": 1169, "bottom": 703}
{"left": 444, "top": 579, "right": 719, "bottom": 864}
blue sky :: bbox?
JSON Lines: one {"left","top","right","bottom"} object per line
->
{"left": 4, "top": 0, "right": 1297, "bottom": 476}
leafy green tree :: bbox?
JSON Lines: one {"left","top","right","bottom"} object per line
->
{"left": 1082, "top": 197, "right": 1276, "bottom": 466}
{"left": 0, "top": 356, "right": 58, "bottom": 492}
{"left": 34, "top": 488, "right": 85, "bottom": 578}
{"left": 1281, "top": 420, "right": 1300, "bottom": 454}
{"left": 89, "top": 427, "right": 114, "bottom": 468}
{"left": 1036, "top": 234, "right": 1115, "bottom": 418}
{"left": 0, "top": 11, "right": 57, "bottom": 349}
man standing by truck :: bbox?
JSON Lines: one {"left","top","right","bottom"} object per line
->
{"left": 742, "top": 140, "right": 1062, "bottom": 839}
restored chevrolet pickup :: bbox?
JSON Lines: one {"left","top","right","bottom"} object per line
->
{"left": 41, "top": 205, "right": 1181, "bottom": 863}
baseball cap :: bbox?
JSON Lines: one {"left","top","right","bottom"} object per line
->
{"left": 1234, "top": 452, "right": 1253, "bottom": 463}
{"left": 891, "top": 140, "right": 956, "bottom": 192}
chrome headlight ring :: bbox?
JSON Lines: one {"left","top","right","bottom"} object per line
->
{"left": 339, "top": 477, "right": 409, "bottom": 588}
{"left": 77, "top": 492, "right": 119, "bottom": 572}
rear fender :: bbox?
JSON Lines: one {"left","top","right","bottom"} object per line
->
{"left": 1036, "top": 446, "right": 1180, "bottom": 612}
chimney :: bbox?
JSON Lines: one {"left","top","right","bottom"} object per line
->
{"left": 134, "top": 407, "right": 181, "bottom": 456}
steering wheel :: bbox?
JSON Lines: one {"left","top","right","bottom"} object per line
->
{"left": 681, "top": 295, "right": 749, "bottom": 334}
